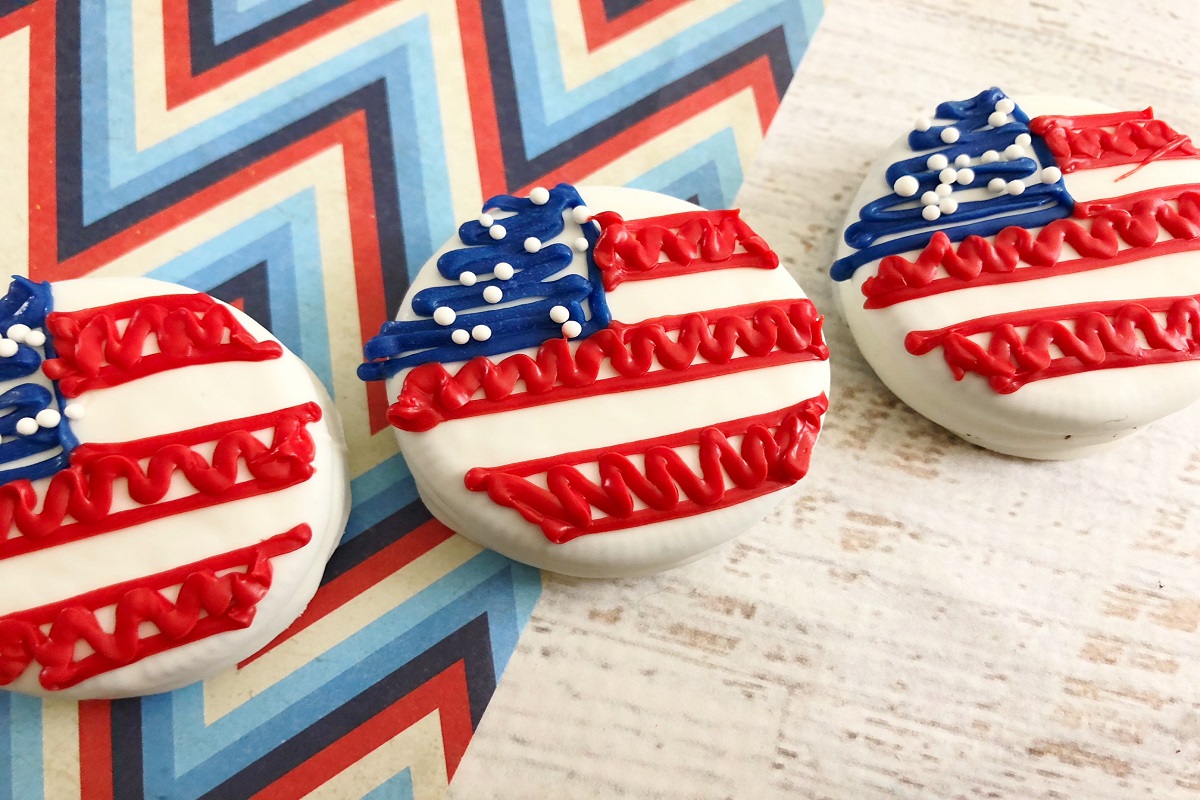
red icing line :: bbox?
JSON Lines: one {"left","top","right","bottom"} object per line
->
{"left": 0, "top": 403, "right": 322, "bottom": 560}
{"left": 905, "top": 296, "right": 1200, "bottom": 394}
{"left": 0, "top": 525, "right": 312, "bottom": 691}
{"left": 43, "top": 293, "right": 283, "bottom": 397}
{"left": 388, "top": 300, "right": 828, "bottom": 432}
{"left": 863, "top": 185, "right": 1200, "bottom": 307}
{"left": 591, "top": 209, "right": 779, "bottom": 291}
{"left": 464, "top": 394, "right": 828, "bottom": 544}
{"left": 1030, "top": 110, "right": 1198, "bottom": 174}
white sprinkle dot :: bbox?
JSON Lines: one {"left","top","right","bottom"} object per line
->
{"left": 63, "top": 403, "right": 85, "bottom": 420}
{"left": 926, "top": 153, "right": 948, "bottom": 171}
{"left": 956, "top": 168, "right": 976, "bottom": 185}
{"left": 988, "top": 111, "right": 1008, "bottom": 128}
{"left": 940, "top": 127, "right": 960, "bottom": 144}
{"left": 562, "top": 321, "right": 583, "bottom": 339}
{"left": 938, "top": 167, "right": 958, "bottom": 184}
{"left": 893, "top": 175, "right": 919, "bottom": 197}
{"left": 996, "top": 98, "right": 1015, "bottom": 114}
{"left": 935, "top": 183, "right": 953, "bottom": 197}
{"left": 1042, "top": 166, "right": 1063, "bottom": 183}
{"left": 6, "top": 324, "right": 29, "bottom": 343}
{"left": 451, "top": 329, "right": 470, "bottom": 345}
{"left": 488, "top": 224, "right": 507, "bottom": 240}
{"left": 471, "top": 325, "right": 492, "bottom": 342}
{"left": 14, "top": 417, "right": 36, "bottom": 436}
{"left": 939, "top": 197, "right": 959, "bottom": 215}
{"left": 571, "top": 206, "right": 592, "bottom": 224}
{"left": 988, "top": 178, "right": 1007, "bottom": 193}
{"left": 981, "top": 150, "right": 1000, "bottom": 164}
{"left": 914, "top": 117, "right": 932, "bottom": 132}
{"left": 479, "top": 213, "right": 494, "bottom": 228}
{"left": 433, "top": 307, "right": 457, "bottom": 326}
{"left": 922, "top": 205, "right": 941, "bottom": 221}
{"left": 24, "top": 330, "right": 45, "bottom": 347}
{"left": 573, "top": 237, "right": 589, "bottom": 252}
{"left": 35, "top": 409, "right": 60, "bottom": 429}
{"left": 1007, "top": 180, "right": 1026, "bottom": 196}
{"left": 494, "top": 262, "right": 515, "bottom": 280}
{"left": 954, "top": 154, "right": 971, "bottom": 168}
{"left": 549, "top": 305, "right": 570, "bottom": 324}
{"left": 1004, "top": 144, "right": 1025, "bottom": 160}
{"left": 0, "top": 339, "right": 16, "bottom": 358}
{"left": 524, "top": 237, "right": 541, "bottom": 253}
{"left": 483, "top": 286, "right": 503, "bottom": 304}
{"left": 529, "top": 187, "right": 550, "bottom": 205}
{"left": 920, "top": 190, "right": 939, "bottom": 206}
{"left": 1016, "top": 133, "right": 1032, "bottom": 147}
{"left": 459, "top": 272, "right": 478, "bottom": 287}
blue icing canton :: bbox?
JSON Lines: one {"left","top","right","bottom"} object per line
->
{"left": 832, "top": 88, "right": 1075, "bottom": 281}
{"left": 359, "top": 184, "right": 611, "bottom": 381}
{"left": 0, "top": 276, "right": 81, "bottom": 483}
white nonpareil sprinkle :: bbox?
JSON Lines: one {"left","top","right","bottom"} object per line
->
{"left": 35, "top": 409, "right": 60, "bottom": 428}
{"left": 451, "top": 329, "right": 470, "bottom": 345}
{"left": 529, "top": 187, "right": 550, "bottom": 205}
{"left": 433, "top": 306, "right": 457, "bottom": 326}
{"left": 940, "top": 127, "right": 960, "bottom": 143}
{"left": 483, "top": 286, "right": 503, "bottom": 304}
{"left": 893, "top": 175, "right": 919, "bottom": 197}
{"left": 562, "top": 321, "right": 583, "bottom": 339}
{"left": 488, "top": 224, "right": 507, "bottom": 240}
{"left": 549, "top": 305, "right": 570, "bottom": 324}
{"left": 494, "top": 262, "right": 515, "bottom": 280}
{"left": 471, "top": 325, "right": 492, "bottom": 342}
{"left": 524, "top": 237, "right": 541, "bottom": 253}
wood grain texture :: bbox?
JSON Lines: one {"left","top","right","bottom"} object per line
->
{"left": 447, "top": 2, "right": 1200, "bottom": 797}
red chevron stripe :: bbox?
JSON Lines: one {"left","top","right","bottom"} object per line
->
{"left": 457, "top": 0, "right": 506, "bottom": 199}
{"left": 578, "top": 0, "right": 691, "bottom": 51}
{"left": 78, "top": 700, "right": 114, "bottom": 800}
{"left": 251, "top": 660, "right": 474, "bottom": 798}
{"left": 160, "top": 0, "right": 395, "bottom": 110}
{"left": 240, "top": 518, "right": 456, "bottom": 667}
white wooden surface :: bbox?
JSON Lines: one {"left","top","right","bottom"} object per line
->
{"left": 447, "top": 2, "right": 1200, "bottom": 797}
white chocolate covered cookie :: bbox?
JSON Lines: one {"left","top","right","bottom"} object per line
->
{"left": 834, "top": 88, "right": 1200, "bottom": 459}
{"left": 0, "top": 277, "right": 349, "bottom": 697}
{"left": 361, "top": 185, "right": 830, "bottom": 577}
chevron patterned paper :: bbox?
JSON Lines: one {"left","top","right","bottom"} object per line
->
{"left": 0, "top": 0, "right": 822, "bottom": 796}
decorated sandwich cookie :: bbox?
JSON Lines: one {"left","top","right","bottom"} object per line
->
{"left": 0, "top": 277, "right": 349, "bottom": 698}
{"left": 833, "top": 87, "right": 1200, "bottom": 459}
{"left": 360, "top": 185, "right": 830, "bottom": 577}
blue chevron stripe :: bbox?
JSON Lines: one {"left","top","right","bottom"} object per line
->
{"left": 626, "top": 128, "right": 744, "bottom": 208}
{"left": 0, "top": 694, "right": 41, "bottom": 800}
{"left": 82, "top": 2, "right": 454, "bottom": 267}
{"left": 364, "top": 768, "right": 415, "bottom": 800}
{"left": 345, "top": 455, "right": 417, "bottom": 543}
{"left": 143, "top": 191, "right": 332, "bottom": 389}
{"left": 210, "top": 0, "right": 315, "bottom": 44}
{"left": 505, "top": 0, "right": 818, "bottom": 156}
{"left": 137, "top": 554, "right": 534, "bottom": 796}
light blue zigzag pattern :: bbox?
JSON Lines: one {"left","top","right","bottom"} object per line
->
{"left": 81, "top": 2, "right": 454, "bottom": 270}
{"left": 211, "top": 0, "right": 314, "bottom": 45}
{"left": 506, "top": 0, "right": 822, "bottom": 157}
{"left": 139, "top": 553, "right": 538, "bottom": 798}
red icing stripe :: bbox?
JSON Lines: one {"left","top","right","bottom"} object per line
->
{"left": 591, "top": 209, "right": 779, "bottom": 291}
{"left": 389, "top": 301, "right": 828, "bottom": 431}
{"left": 0, "top": 524, "right": 312, "bottom": 691}
{"left": 863, "top": 185, "right": 1200, "bottom": 307}
{"left": 43, "top": 293, "right": 283, "bottom": 397}
{"left": 464, "top": 394, "right": 828, "bottom": 544}
{"left": 1030, "top": 110, "right": 1198, "bottom": 174}
{"left": 905, "top": 297, "right": 1200, "bottom": 393}
{"left": 0, "top": 403, "right": 321, "bottom": 560}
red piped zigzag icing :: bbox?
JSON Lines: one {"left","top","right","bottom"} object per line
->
{"left": 464, "top": 394, "right": 828, "bottom": 543}
{"left": 43, "top": 293, "right": 283, "bottom": 397}
{"left": 591, "top": 209, "right": 779, "bottom": 291}
{"left": 905, "top": 297, "right": 1200, "bottom": 393}
{"left": 1031, "top": 110, "right": 1198, "bottom": 174}
{"left": 0, "top": 403, "right": 321, "bottom": 560}
{"left": 0, "top": 525, "right": 311, "bottom": 691}
{"left": 863, "top": 186, "right": 1200, "bottom": 307}
{"left": 389, "top": 301, "right": 828, "bottom": 431}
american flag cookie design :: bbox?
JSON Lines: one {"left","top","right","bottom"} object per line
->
{"left": 833, "top": 87, "right": 1200, "bottom": 459}
{"left": 0, "top": 277, "right": 349, "bottom": 698}
{"left": 360, "top": 186, "right": 830, "bottom": 577}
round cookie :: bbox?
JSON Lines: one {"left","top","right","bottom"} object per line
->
{"left": 0, "top": 276, "right": 349, "bottom": 698}
{"left": 832, "top": 87, "right": 1200, "bottom": 459}
{"left": 360, "top": 185, "right": 830, "bottom": 577}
